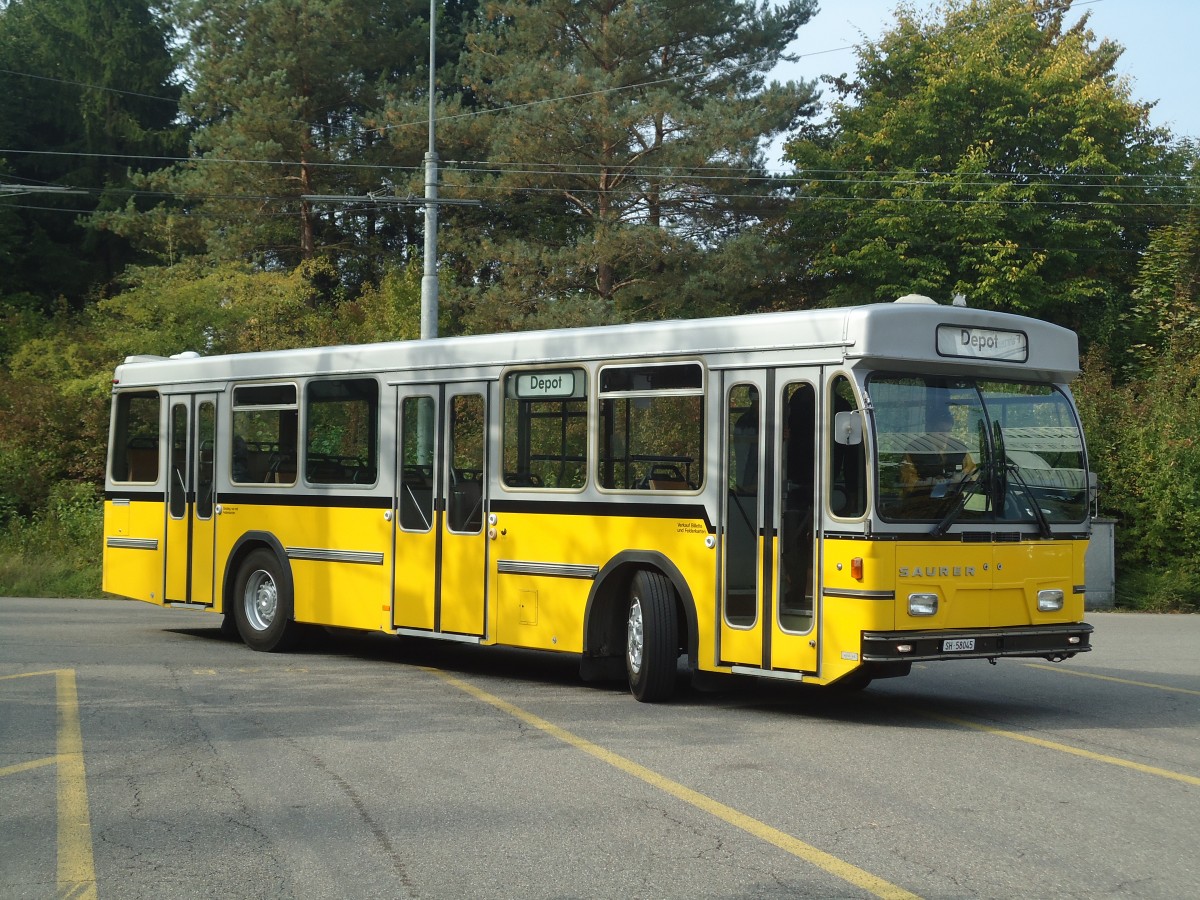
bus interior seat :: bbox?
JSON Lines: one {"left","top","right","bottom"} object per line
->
{"left": 126, "top": 441, "right": 159, "bottom": 481}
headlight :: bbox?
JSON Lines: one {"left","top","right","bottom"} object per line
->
{"left": 1037, "top": 589, "right": 1064, "bottom": 612}
{"left": 908, "top": 593, "right": 938, "bottom": 616}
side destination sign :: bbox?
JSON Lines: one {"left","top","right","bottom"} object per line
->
{"left": 936, "top": 324, "right": 1028, "bottom": 362}
{"left": 515, "top": 371, "right": 577, "bottom": 398}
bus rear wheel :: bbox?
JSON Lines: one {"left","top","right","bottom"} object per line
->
{"left": 234, "top": 548, "right": 301, "bottom": 652}
{"left": 626, "top": 570, "right": 678, "bottom": 702}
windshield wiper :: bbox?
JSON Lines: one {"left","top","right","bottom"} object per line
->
{"left": 931, "top": 466, "right": 983, "bottom": 536}
{"left": 1006, "top": 462, "right": 1053, "bottom": 538}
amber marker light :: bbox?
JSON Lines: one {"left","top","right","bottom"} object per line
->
{"left": 851, "top": 557, "right": 864, "bottom": 580}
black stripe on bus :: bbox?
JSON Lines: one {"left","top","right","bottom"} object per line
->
{"left": 216, "top": 492, "right": 393, "bottom": 509}
{"left": 105, "top": 489, "right": 167, "bottom": 502}
{"left": 489, "top": 498, "right": 715, "bottom": 533}
{"left": 825, "top": 529, "right": 1091, "bottom": 542}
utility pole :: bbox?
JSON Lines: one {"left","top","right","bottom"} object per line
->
{"left": 421, "top": 0, "right": 440, "bottom": 340}
{"left": 304, "top": 0, "right": 477, "bottom": 340}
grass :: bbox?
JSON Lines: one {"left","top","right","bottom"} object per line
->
{"left": 0, "top": 484, "right": 103, "bottom": 598}
{"left": 1113, "top": 567, "right": 1200, "bottom": 614}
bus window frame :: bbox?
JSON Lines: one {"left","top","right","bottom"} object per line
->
{"left": 500, "top": 365, "right": 589, "bottom": 493}
{"left": 230, "top": 381, "right": 300, "bottom": 487}
{"left": 109, "top": 389, "right": 162, "bottom": 485}
{"left": 826, "top": 371, "right": 870, "bottom": 523}
{"left": 596, "top": 360, "right": 706, "bottom": 495}
{"left": 302, "top": 376, "right": 381, "bottom": 489}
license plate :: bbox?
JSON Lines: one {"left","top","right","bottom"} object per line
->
{"left": 943, "top": 638, "right": 976, "bottom": 652}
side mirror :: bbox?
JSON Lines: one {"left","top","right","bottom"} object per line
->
{"left": 834, "top": 410, "right": 863, "bottom": 446}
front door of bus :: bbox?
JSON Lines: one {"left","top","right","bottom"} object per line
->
{"left": 720, "top": 370, "right": 819, "bottom": 674}
{"left": 164, "top": 393, "right": 218, "bottom": 605}
{"left": 393, "top": 384, "right": 489, "bottom": 637}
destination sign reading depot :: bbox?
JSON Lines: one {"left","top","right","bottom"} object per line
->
{"left": 936, "top": 325, "right": 1028, "bottom": 362}
{"left": 514, "top": 371, "right": 578, "bottom": 398}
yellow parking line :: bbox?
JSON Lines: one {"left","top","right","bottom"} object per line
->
{"left": 425, "top": 669, "right": 920, "bottom": 900}
{"left": 916, "top": 708, "right": 1200, "bottom": 787}
{"left": 1025, "top": 663, "right": 1200, "bottom": 697}
{"left": 1, "top": 669, "right": 97, "bottom": 898}
{"left": 55, "top": 670, "right": 97, "bottom": 900}
{"left": 0, "top": 755, "right": 58, "bottom": 777}
{"left": 0, "top": 670, "right": 64, "bottom": 681}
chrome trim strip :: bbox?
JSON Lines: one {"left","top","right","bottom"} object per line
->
{"left": 285, "top": 547, "right": 385, "bottom": 566}
{"left": 731, "top": 666, "right": 808, "bottom": 683}
{"left": 822, "top": 588, "right": 896, "bottom": 600}
{"left": 392, "top": 628, "right": 481, "bottom": 645}
{"left": 496, "top": 559, "right": 600, "bottom": 579}
{"left": 106, "top": 537, "right": 159, "bottom": 551}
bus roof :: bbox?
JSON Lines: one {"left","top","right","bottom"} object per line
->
{"left": 111, "top": 298, "right": 1079, "bottom": 390}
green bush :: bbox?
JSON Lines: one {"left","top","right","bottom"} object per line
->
{"left": 1115, "top": 567, "right": 1200, "bottom": 614}
{"left": 0, "top": 482, "right": 103, "bottom": 598}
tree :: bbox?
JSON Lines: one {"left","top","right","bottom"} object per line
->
{"left": 105, "top": 0, "right": 477, "bottom": 289}
{"left": 1120, "top": 146, "right": 1200, "bottom": 365}
{"left": 0, "top": 0, "right": 182, "bottom": 310}
{"left": 781, "top": 0, "right": 1182, "bottom": 340}
{"left": 430, "top": 0, "right": 818, "bottom": 332}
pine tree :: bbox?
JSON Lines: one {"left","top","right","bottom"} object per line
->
{"left": 0, "top": 0, "right": 181, "bottom": 309}
{"left": 439, "top": 0, "right": 818, "bottom": 331}
{"left": 112, "top": 0, "right": 474, "bottom": 287}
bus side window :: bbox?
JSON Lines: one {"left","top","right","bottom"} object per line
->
{"left": 598, "top": 363, "right": 704, "bottom": 492}
{"left": 830, "top": 375, "right": 866, "bottom": 517}
{"left": 231, "top": 383, "right": 298, "bottom": 485}
{"left": 503, "top": 368, "right": 587, "bottom": 489}
{"left": 304, "top": 378, "right": 379, "bottom": 486}
{"left": 111, "top": 391, "right": 161, "bottom": 483}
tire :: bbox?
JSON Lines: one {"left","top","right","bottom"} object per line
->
{"left": 625, "top": 570, "right": 679, "bottom": 702}
{"left": 233, "top": 548, "right": 301, "bottom": 652}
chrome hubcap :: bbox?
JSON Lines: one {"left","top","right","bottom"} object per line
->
{"left": 627, "top": 597, "right": 644, "bottom": 675}
{"left": 244, "top": 569, "right": 277, "bottom": 632}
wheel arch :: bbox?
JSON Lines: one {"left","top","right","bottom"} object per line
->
{"left": 221, "top": 531, "right": 294, "bottom": 620}
{"left": 583, "top": 551, "right": 698, "bottom": 670}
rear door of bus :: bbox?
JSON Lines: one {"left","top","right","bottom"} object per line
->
{"left": 163, "top": 393, "right": 219, "bottom": 605}
{"left": 393, "top": 383, "right": 490, "bottom": 637}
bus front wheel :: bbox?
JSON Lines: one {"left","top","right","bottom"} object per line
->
{"left": 625, "top": 570, "right": 678, "bottom": 702}
{"left": 234, "top": 548, "right": 301, "bottom": 652}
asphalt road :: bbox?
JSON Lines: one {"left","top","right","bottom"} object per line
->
{"left": 2, "top": 598, "right": 1198, "bottom": 899}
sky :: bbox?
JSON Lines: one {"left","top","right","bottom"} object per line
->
{"left": 771, "top": 0, "right": 1198, "bottom": 141}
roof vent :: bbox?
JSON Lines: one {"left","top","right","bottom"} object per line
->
{"left": 894, "top": 294, "right": 938, "bottom": 305}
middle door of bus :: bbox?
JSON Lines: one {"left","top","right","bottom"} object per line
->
{"left": 393, "top": 383, "right": 490, "bottom": 637}
{"left": 719, "top": 370, "right": 819, "bottom": 674}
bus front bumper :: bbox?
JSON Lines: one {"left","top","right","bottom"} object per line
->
{"left": 861, "top": 623, "right": 1093, "bottom": 664}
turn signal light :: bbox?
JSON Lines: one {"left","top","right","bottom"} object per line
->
{"left": 851, "top": 557, "right": 863, "bottom": 580}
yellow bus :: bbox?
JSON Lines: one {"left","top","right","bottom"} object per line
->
{"left": 103, "top": 295, "right": 1093, "bottom": 700}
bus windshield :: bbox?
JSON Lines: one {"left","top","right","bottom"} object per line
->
{"left": 869, "top": 375, "right": 1088, "bottom": 526}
